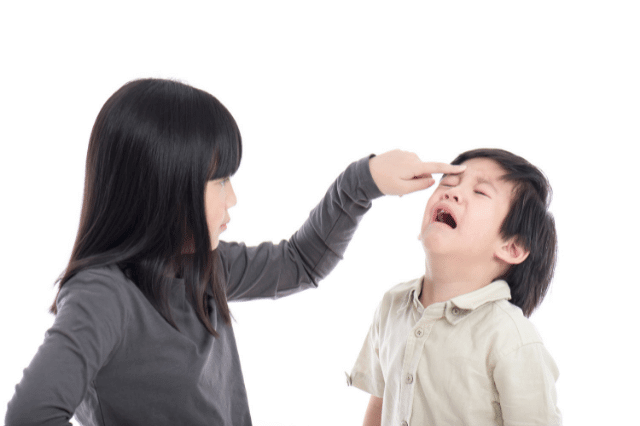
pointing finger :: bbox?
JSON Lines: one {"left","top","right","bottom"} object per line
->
{"left": 414, "top": 162, "right": 466, "bottom": 177}
{"left": 399, "top": 176, "right": 436, "bottom": 195}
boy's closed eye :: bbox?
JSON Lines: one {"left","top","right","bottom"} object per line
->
{"left": 439, "top": 176, "right": 458, "bottom": 187}
{"left": 439, "top": 176, "right": 493, "bottom": 198}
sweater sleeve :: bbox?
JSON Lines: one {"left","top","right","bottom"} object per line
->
{"left": 5, "top": 268, "right": 128, "bottom": 426}
{"left": 219, "top": 155, "right": 383, "bottom": 301}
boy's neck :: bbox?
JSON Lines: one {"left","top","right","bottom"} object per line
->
{"left": 420, "top": 253, "right": 501, "bottom": 308}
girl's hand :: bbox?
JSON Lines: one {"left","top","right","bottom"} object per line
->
{"left": 369, "top": 149, "right": 466, "bottom": 196}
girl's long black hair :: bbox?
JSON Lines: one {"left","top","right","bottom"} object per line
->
{"left": 51, "top": 78, "right": 242, "bottom": 336}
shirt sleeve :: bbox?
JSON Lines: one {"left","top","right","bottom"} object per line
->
{"left": 5, "top": 269, "right": 128, "bottom": 426}
{"left": 218, "top": 155, "right": 383, "bottom": 301}
{"left": 493, "top": 342, "right": 562, "bottom": 425}
{"left": 348, "top": 303, "right": 385, "bottom": 398}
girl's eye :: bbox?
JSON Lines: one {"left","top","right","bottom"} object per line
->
{"left": 474, "top": 190, "right": 487, "bottom": 196}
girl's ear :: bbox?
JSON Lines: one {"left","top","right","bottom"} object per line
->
{"left": 495, "top": 237, "right": 530, "bottom": 265}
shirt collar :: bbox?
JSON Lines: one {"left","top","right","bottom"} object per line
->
{"left": 449, "top": 279, "right": 511, "bottom": 310}
{"left": 444, "top": 280, "right": 511, "bottom": 325}
{"left": 401, "top": 278, "right": 512, "bottom": 325}
{"left": 399, "top": 278, "right": 424, "bottom": 314}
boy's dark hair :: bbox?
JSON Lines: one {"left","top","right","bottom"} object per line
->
{"left": 451, "top": 148, "right": 557, "bottom": 317}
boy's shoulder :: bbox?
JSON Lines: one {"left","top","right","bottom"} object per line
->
{"left": 378, "top": 277, "right": 422, "bottom": 308}
{"left": 369, "top": 278, "right": 422, "bottom": 328}
{"left": 373, "top": 278, "right": 545, "bottom": 347}
{"left": 386, "top": 277, "right": 422, "bottom": 297}
{"left": 481, "top": 298, "right": 545, "bottom": 349}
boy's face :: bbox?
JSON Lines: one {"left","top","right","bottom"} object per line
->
{"left": 419, "top": 157, "right": 515, "bottom": 260}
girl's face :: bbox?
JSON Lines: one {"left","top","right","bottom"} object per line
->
{"left": 204, "top": 177, "right": 237, "bottom": 249}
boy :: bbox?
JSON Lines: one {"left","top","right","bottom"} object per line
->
{"left": 349, "top": 148, "right": 561, "bottom": 425}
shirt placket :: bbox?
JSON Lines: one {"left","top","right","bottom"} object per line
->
{"left": 396, "top": 306, "right": 439, "bottom": 426}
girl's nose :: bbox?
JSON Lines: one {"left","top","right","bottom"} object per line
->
{"left": 226, "top": 182, "right": 237, "bottom": 208}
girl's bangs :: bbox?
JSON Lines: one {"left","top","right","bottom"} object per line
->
{"left": 207, "top": 121, "right": 242, "bottom": 181}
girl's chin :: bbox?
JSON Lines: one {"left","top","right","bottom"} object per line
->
{"left": 210, "top": 235, "right": 220, "bottom": 250}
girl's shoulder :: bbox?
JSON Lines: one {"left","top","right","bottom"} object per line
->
{"left": 57, "top": 265, "right": 138, "bottom": 313}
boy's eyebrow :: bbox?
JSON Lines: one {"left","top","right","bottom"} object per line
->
{"left": 440, "top": 172, "right": 458, "bottom": 179}
{"left": 440, "top": 173, "right": 499, "bottom": 192}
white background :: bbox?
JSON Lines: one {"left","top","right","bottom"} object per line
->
{"left": 1, "top": 1, "right": 638, "bottom": 424}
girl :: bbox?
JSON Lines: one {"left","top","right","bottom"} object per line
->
{"left": 5, "top": 78, "right": 463, "bottom": 425}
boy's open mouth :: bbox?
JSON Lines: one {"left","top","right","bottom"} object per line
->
{"left": 433, "top": 208, "right": 457, "bottom": 229}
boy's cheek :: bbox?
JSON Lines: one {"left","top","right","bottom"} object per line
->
{"left": 420, "top": 207, "right": 433, "bottom": 233}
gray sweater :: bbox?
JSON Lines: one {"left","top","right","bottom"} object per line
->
{"left": 5, "top": 156, "right": 382, "bottom": 426}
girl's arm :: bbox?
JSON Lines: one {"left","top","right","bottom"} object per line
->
{"left": 219, "top": 154, "right": 381, "bottom": 300}
{"left": 5, "top": 268, "right": 127, "bottom": 426}
{"left": 219, "top": 150, "right": 464, "bottom": 301}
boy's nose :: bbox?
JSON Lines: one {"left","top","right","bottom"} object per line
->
{"left": 443, "top": 193, "right": 459, "bottom": 203}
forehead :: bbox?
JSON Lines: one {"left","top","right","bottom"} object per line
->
{"left": 459, "top": 157, "right": 507, "bottom": 180}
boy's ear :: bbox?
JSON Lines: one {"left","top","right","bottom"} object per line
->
{"left": 495, "top": 237, "right": 530, "bottom": 265}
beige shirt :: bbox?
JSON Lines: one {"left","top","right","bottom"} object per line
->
{"left": 348, "top": 278, "right": 561, "bottom": 426}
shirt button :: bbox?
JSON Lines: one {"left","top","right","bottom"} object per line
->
{"left": 415, "top": 328, "right": 423, "bottom": 337}
{"left": 401, "top": 421, "right": 409, "bottom": 426}
{"left": 405, "top": 374, "right": 413, "bottom": 384}
{"left": 452, "top": 307, "right": 461, "bottom": 315}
